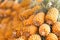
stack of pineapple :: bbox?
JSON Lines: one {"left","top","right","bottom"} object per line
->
{"left": 0, "top": 0, "right": 60, "bottom": 40}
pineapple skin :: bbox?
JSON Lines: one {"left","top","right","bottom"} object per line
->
{"left": 28, "top": 34, "right": 41, "bottom": 40}
{"left": 16, "top": 36, "right": 27, "bottom": 40}
{"left": 39, "top": 24, "right": 50, "bottom": 36}
{"left": 27, "top": 25, "right": 37, "bottom": 35}
{"left": 33, "top": 12, "right": 45, "bottom": 26}
{"left": 45, "top": 8, "right": 59, "bottom": 25}
{"left": 46, "top": 33, "right": 58, "bottom": 40}
{"left": 52, "top": 22, "right": 60, "bottom": 37}
{"left": 23, "top": 15, "right": 35, "bottom": 26}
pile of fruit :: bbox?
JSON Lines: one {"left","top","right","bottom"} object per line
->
{"left": 0, "top": 0, "right": 60, "bottom": 40}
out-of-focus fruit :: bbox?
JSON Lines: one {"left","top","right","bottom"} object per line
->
{"left": 46, "top": 33, "right": 58, "bottom": 40}
{"left": 19, "top": 5, "right": 40, "bottom": 20}
{"left": 0, "top": 0, "right": 7, "bottom": 8}
{"left": 23, "top": 15, "right": 35, "bottom": 26}
{"left": 4, "top": 9, "right": 11, "bottom": 16}
{"left": 52, "top": 22, "right": 60, "bottom": 37}
{"left": 39, "top": 24, "right": 50, "bottom": 36}
{"left": 28, "top": 34, "right": 41, "bottom": 40}
{"left": 16, "top": 36, "right": 27, "bottom": 40}
{"left": 45, "top": 8, "right": 59, "bottom": 25}
{"left": 28, "top": 25, "right": 37, "bottom": 35}
{"left": 1, "top": 17, "right": 10, "bottom": 24}
{"left": 33, "top": 12, "right": 45, "bottom": 26}
{"left": 4, "top": 22, "right": 13, "bottom": 39}
{"left": 5, "top": 1, "right": 14, "bottom": 8}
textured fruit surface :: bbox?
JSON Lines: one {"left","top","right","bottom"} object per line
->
{"left": 33, "top": 12, "right": 45, "bottom": 26}
{"left": 46, "top": 33, "right": 58, "bottom": 40}
{"left": 0, "top": 0, "right": 60, "bottom": 40}
{"left": 28, "top": 34, "right": 41, "bottom": 40}
{"left": 39, "top": 24, "right": 50, "bottom": 36}
{"left": 52, "top": 22, "right": 60, "bottom": 36}
{"left": 23, "top": 15, "right": 35, "bottom": 26}
{"left": 45, "top": 8, "right": 59, "bottom": 25}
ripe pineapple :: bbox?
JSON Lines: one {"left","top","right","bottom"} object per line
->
{"left": 52, "top": 22, "right": 60, "bottom": 37}
{"left": 19, "top": 5, "right": 40, "bottom": 20}
{"left": 41, "top": 0, "right": 60, "bottom": 25}
{"left": 28, "top": 34, "right": 41, "bottom": 40}
{"left": 16, "top": 36, "right": 27, "bottom": 40}
{"left": 12, "top": 2, "right": 21, "bottom": 11}
{"left": 45, "top": 8, "right": 59, "bottom": 25}
{"left": 4, "top": 9, "right": 11, "bottom": 17}
{"left": 0, "top": 9, "right": 5, "bottom": 17}
{"left": 46, "top": 33, "right": 58, "bottom": 40}
{"left": 27, "top": 25, "right": 37, "bottom": 35}
{"left": 0, "top": 31, "right": 5, "bottom": 40}
{"left": 39, "top": 24, "right": 50, "bottom": 36}
{"left": 33, "top": 12, "right": 45, "bottom": 26}
{"left": 5, "top": 0, "right": 14, "bottom": 8}
{"left": 1, "top": 17, "right": 10, "bottom": 24}
{"left": 0, "top": 0, "right": 7, "bottom": 8}
{"left": 23, "top": 15, "right": 35, "bottom": 26}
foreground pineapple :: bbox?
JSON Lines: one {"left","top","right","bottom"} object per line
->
{"left": 46, "top": 33, "right": 58, "bottom": 40}
{"left": 33, "top": 12, "right": 45, "bottom": 26}
{"left": 52, "top": 22, "right": 60, "bottom": 37}
{"left": 39, "top": 24, "right": 50, "bottom": 36}
{"left": 28, "top": 34, "right": 41, "bottom": 40}
{"left": 45, "top": 8, "right": 59, "bottom": 25}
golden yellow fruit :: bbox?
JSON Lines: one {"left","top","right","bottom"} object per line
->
{"left": 33, "top": 12, "right": 45, "bottom": 26}
{"left": 19, "top": 5, "right": 40, "bottom": 20}
{"left": 28, "top": 25, "right": 37, "bottom": 35}
{"left": 16, "top": 36, "right": 27, "bottom": 40}
{"left": 28, "top": 34, "right": 41, "bottom": 40}
{"left": 52, "top": 22, "right": 60, "bottom": 36}
{"left": 5, "top": 1, "right": 14, "bottom": 8}
{"left": 39, "top": 24, "right": 50, "bottom": 36}
{"left": 1, "top": 17, "right": 10, "bottom": 24}
{"left": 0, "top": 0, "right": 7, "bottom": 8}
{"left": 4, "top": 9, "right": 11, "bottom": 16}
{"left": 45, "top": 8, "right": 59, "bottom": 25}
{"left": 23, "top": 15, "right": 35, "bottom": 26}
{"left": 4, "top": 23, "right": 13, "bottom": 39}
{"left": 46, "top": 33, "right": 58, "bottom": 40}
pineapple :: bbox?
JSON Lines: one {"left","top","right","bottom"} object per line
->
{"left": 45, "top": 8, "right": 59, "bottom": 25}
{"left": 1, "top": 17, "right": 10, "bottom": 24}
{"left": 33, "top": 12, "right": 45, "bottom": 26}
{"left": 0, "top": 0, "right": 7, "bottom": 8}
{"left": 39, "top": 24, "right": 50, "bottom": 36}
{"left": 16, "top": 36, "right": 27, "bottom": 40}
{"left": 41, "top": 0, "right": 60, "bottom": 25}
{"left": 46, "top": 33, "right": 58, "bottom": 40}
{"left": 28, "top": 34, "right": 41, "bottom": 40}
{"left": 12, "top": 2, "right": 21, "bottom": 11}
{"left": 27, "top": 25, "right": 37, "bottom": 35}
{"left": 0, "top": 9, "right": 5, "bottom": 17}
{"left": 4, "top": 22, "right": 13, "bottom": 39}
{"left": 11, "top": 11, "right": 17, "bottom": 17}
{"left": 52, "top": 22, "right": 60, "bottom": 37}
{"left": 19, "top": 5, "right": 40, "bottom": 20}
{"left": 0, "top": 31, "right": 5, "bottom": 40}
{"left": 4, "top": 9, "right": 11, "bottom": 17}
{"left": 5, "top": 0, "right": 14, "bottom": 8}
{"left": 23, "top": 15, "right": 35, "bottom": 26}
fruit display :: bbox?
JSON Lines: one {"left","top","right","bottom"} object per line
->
{"left": 28, "top": 34, "right": 41, "bottom": 40}
{"left": 0, "top": 0, "right": 60, "bottom": 40}
{"left": 46, "top": 33, "right": 58, "bottom": 40}
{"left": 39, "top": 24, "right": 50, "bottom": 36}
